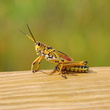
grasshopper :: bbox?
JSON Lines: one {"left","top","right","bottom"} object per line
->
{"left": 20, "top": 25, "right": 89, "bottom": 79}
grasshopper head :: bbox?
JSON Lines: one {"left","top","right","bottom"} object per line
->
{"left": 35, "top": 41, "right": 44, "bottom": 55}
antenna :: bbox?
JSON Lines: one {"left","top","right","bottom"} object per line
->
{"left": 19, "top": 28, "right": 35, "bottom": 42}
{"left": 26, "top": 24, "right": 36, "bottom": 43}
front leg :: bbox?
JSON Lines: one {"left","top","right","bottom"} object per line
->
{"left": 31, "top": 56, "right": 43, "bottom": 73}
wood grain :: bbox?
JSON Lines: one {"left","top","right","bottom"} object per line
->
{"left": 0, "top": 67, "right": 110, "bottom": 110}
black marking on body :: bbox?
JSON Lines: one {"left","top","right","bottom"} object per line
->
{"left": 55, "top": 61, "right": 59, "bottom": 63}
{"left": 45, "top": 53, "right": 54, "bottom": 60}
{"left": 47, "top": 46, "right": 53, "bottom": 49}
{"left": 47, "top": 56, "right": 54, "bottom": 59}
{"left": 63, "top": 66, "right": 89, "bottom": 73}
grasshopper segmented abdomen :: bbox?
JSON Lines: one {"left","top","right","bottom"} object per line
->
{"left": 63, "top": 66, "right": 89, "bottom": 73}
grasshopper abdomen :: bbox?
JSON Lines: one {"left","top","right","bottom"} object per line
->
{"left": 59, "top": 65, "right": 89, "bottom": 73}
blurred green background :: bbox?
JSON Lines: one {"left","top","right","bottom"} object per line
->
{"left": 0, "top": 0, "right": 110, "bottom": 72}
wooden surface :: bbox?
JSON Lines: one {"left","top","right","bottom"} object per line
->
{"left": 0, "top": 67, "right": 110, "bottom": 110}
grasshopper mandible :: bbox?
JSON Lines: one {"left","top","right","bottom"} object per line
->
{"left": 20, "top": 25, "right": 89, "bottom": 79}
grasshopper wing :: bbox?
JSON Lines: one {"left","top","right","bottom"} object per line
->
{"left": 56, "top": 50, "right": 73, "bottom": 61}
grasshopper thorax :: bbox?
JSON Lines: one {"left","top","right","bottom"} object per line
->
{"left": 35, "top": 41, "right": 54, "bottom": 57}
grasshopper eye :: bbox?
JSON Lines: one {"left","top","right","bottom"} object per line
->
{"left": 37, "top": 42, "right": 41, "bottom": 46}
